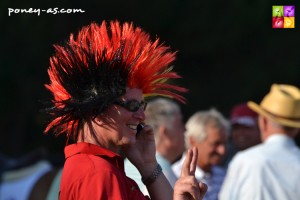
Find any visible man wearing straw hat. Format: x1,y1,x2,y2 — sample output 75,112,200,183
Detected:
219,84,300,200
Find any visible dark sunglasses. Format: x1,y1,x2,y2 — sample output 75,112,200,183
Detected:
114,99,147,112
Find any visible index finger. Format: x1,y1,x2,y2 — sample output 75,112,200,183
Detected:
180,147,198,177
189,147,198,175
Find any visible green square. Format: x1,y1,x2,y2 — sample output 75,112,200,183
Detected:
273,6,283,17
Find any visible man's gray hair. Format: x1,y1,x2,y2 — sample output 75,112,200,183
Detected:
145,98,180,140
185,108,230,148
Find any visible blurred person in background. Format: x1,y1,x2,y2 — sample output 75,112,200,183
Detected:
222,103,261,167
219,84,300,200
0,150,53,200
44,20,206,200
173,108,229,200
125,97,186,194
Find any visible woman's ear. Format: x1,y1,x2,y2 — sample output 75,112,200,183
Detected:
94,116,101,124
94,114,113,125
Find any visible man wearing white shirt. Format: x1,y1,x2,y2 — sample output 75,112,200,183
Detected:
173,108,229,200
125,97,185,194
219,84,300,200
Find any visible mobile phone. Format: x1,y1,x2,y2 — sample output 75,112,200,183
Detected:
137,124,144,134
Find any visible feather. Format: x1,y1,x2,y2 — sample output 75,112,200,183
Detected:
45,20,187,138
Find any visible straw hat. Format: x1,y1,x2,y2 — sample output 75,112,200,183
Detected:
247,84,300,128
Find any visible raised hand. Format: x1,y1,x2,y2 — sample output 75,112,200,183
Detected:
173,147,208,200
122,125,157,174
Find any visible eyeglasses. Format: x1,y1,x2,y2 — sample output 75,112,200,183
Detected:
114,99,147,112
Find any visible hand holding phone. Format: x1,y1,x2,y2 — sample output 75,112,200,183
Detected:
137,123,144,134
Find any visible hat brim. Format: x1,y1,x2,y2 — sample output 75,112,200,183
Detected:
231,117,256,127
247,101,300,128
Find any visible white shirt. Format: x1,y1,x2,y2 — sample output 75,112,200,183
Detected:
172,153,226,200
0,160,52,200
219,134,300,200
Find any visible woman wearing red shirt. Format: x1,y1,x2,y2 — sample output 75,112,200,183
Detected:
44,20,206,200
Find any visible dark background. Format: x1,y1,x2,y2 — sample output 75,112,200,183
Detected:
1,0,300,164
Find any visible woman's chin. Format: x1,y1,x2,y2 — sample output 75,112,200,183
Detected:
123,136,137,145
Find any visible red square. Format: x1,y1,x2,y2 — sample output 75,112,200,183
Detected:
272,17,284,28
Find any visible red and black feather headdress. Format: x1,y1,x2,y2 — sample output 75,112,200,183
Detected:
45,20,187,139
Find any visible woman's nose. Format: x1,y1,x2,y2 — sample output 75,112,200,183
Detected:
133,108,145,121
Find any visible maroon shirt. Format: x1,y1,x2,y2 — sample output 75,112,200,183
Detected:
59,142,150,200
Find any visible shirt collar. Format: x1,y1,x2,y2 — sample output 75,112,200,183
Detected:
195,165,213,181
65,142,125,170
265,134,296,146
156,152,172,168
65,142,121,159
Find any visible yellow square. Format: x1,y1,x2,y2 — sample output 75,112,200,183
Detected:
284,17,295,28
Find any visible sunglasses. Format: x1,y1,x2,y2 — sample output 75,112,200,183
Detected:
114,99,147,112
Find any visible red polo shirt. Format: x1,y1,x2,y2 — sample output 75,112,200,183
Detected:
59,142,150,200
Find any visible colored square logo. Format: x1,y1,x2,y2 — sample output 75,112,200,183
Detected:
273,6,283,17
272,17,284,28
272,5,295,28
284,17,295,28
284,6,295,17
